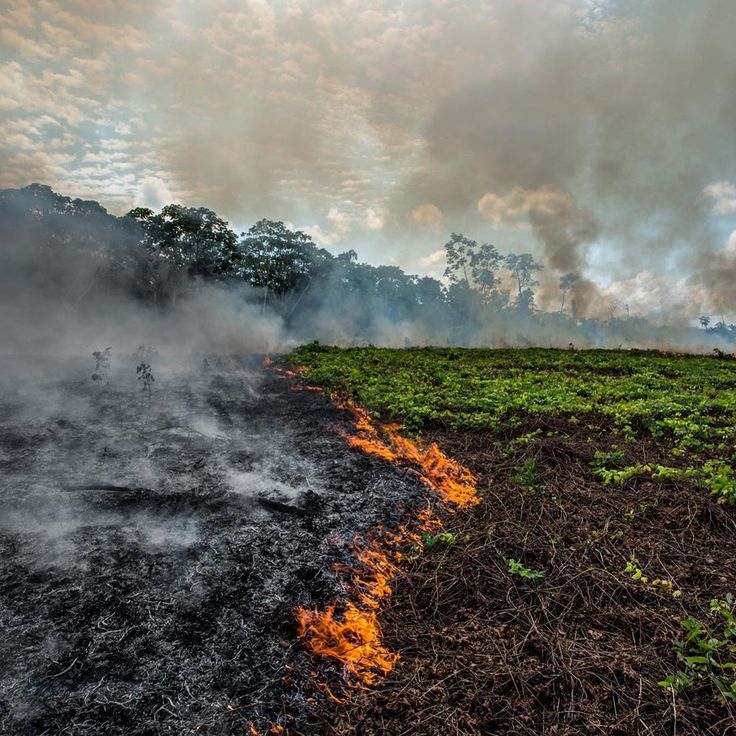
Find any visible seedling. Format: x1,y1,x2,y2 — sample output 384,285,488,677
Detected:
421,531,457,550
507,558,545,583
625,554,681,598
137,362,155,396
513,458,540,490
91,347,112,382
659,594,736,702
624,554,648,583
591,446,626,473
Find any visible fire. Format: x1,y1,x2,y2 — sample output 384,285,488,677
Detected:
266,358,479,687
295,602,398,685
263,355,324,392
336,399,479,508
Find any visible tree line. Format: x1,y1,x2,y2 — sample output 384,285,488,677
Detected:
1,183,733,347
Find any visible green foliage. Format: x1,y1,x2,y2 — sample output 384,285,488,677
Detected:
591,446,626,473
700,460,736,505
513,458,539,490
288,346,736,506
659,594,736,702
593,459,736,506
624,554,681,597
507,558,545,583
237,219,332,297
421,531,457,550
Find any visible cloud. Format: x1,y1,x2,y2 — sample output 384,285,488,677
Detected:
704,181,736,215
418,248,446,278
478,186,576,226
410,203,443,232
135,176,175,210
0,0,735,321
363,206,384,230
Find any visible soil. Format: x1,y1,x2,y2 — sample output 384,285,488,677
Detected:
304,414,736,735
0,356,427,735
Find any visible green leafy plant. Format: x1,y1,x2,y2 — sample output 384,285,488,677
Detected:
591,446,626,473
624,554,681,598
513,458,540,490
659,594,736,702
507,558,545,583
421,531,457,550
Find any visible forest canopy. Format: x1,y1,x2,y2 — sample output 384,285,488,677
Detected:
1,183,734,351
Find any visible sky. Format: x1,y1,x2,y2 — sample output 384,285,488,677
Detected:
1,0,736,322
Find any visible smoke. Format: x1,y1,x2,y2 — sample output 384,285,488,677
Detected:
477,185,599,273
0,187,285,358
390,0,736,314
1,0,736,334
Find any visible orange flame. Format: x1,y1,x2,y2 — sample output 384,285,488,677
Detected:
295,602,398,686
266,359,478,687
336,399,479,508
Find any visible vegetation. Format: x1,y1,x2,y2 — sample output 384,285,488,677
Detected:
288,345,736,731
660,595,736,702
287,345,736,456
4,183,736,348
506,558,545,583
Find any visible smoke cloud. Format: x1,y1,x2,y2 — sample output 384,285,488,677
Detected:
1,0,735,321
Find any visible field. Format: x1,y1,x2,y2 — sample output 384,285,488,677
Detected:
286,346,736,735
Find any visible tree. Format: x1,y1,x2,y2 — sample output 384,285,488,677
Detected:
237,219,333,311
559,272,577,313
130,205,239,277
505,253,542,309
443,233,503,303
699,315,711,330
123,204,240,303
415,276,445,308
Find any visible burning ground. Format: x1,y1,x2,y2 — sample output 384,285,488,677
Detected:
0,353,432,734
4,344,736,735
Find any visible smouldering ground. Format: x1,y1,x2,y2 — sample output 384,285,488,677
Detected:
287,346,736,735
0,355,428,735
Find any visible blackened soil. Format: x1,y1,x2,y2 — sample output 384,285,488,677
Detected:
0,356,426,735
306,415,736,735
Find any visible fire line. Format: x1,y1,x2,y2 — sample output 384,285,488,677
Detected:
266,357,479,689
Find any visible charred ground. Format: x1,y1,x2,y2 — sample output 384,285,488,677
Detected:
0,355,427,735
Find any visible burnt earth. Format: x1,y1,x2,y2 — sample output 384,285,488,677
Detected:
0,356,426,735
305,416,736,736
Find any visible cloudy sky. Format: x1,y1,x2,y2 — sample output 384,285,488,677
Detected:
2,0,736,320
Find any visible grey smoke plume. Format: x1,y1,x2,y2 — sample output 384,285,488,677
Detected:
393,0,736,312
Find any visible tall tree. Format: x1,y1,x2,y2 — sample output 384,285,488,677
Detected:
505,253,542,309
559,272,577,313
237,220,333,311
131,205,239,277
443,233,503,303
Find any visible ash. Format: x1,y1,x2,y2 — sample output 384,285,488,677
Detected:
0,355,425,735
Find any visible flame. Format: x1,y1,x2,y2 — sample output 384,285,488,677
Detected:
266,359,478,687
263,355,324,393
295,602,398,685
336,399,479,508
